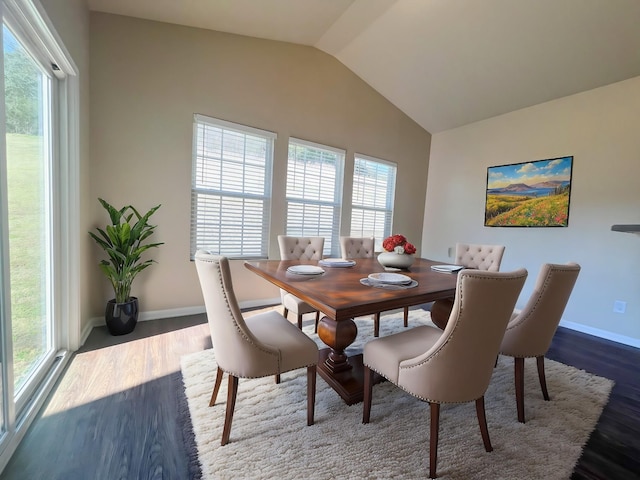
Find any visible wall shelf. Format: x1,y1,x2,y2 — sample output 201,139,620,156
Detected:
611,224,640,234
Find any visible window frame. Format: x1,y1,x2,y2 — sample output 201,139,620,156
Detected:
190,113,276,260
350,153,397,251
0,0,79,466
285,137,345,257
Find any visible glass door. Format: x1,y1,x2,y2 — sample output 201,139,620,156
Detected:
0,0,78,466
3,23,55,404
0,9,61,455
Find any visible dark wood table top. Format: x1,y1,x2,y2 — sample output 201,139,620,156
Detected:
245,257,459,322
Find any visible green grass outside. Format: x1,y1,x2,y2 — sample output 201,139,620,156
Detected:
6,132,48,390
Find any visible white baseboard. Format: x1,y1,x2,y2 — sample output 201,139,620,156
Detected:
80,317,104,346
238,297,281,310
559,320,640,349
80,297,281,347
81,302,638,351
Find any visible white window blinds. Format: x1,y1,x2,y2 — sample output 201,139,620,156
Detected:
286,138,345,257
351,154,397,251
191,114,275,259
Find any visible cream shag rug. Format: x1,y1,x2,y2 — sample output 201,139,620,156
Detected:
181,309,613,480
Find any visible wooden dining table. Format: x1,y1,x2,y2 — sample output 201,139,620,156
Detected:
244,257,459,404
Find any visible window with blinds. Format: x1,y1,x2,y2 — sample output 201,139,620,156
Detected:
351,154,397,251
191,114,275,259
286,138,345,257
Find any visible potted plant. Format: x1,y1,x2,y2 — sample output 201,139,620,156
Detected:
89,198,163,335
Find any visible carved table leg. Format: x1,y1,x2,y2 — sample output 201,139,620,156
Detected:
430,297,454,330
316,315,378,405
317,316,357,373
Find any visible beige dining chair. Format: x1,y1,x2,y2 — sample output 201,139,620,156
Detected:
194,251,318,445
340,236,409,337
430,242,506,329
340,236,375,259
278,235,325,331
455,243,506,271
499,262,581,423
363,268,527,479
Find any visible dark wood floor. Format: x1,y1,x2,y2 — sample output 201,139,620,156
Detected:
547,328,640,480
1,308,639,480
0,314,211,480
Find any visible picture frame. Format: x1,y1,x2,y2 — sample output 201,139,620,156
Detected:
485,156,573,227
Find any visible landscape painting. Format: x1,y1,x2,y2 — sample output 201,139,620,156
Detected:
485,156,573,227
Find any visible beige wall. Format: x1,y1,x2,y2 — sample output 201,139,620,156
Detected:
89,13,431,318
39,0,92,336
423,76,640,345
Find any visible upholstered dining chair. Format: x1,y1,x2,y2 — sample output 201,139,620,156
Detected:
277,235,325,331
430,242,506,329
455,242,506,271
499,262,581,423
363,268,527,479
339,236,375,259
194,251,318,446
340,236,409,337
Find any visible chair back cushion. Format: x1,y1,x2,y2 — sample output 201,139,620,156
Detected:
455,243,505,271
399,268,527,403
340,236,375,259
194,251,280,377
278,236,324,260
500,263,581,357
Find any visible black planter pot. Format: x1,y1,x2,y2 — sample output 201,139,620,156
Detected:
105,297,139,336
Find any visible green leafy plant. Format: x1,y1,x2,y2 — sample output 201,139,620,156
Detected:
89,198,163,303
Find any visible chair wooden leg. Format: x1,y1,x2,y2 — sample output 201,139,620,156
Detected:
403,307,409,327
314,311,320,333
362,365,374,423
275,374,281,384
283,307,289,319
297,314,303,329
307,365,316,426
429,402,440,479
536,355,550,401
374,313,381,337
475,396,493,452
515,357,525,423
221,375,239,446
209,367,224,407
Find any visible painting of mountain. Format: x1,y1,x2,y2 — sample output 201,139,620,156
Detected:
485,156,573,227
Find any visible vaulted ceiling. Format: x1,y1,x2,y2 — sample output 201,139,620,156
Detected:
87,0,640,133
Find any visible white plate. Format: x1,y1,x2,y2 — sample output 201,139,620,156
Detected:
287,265,325,275
430,264,464,273
368,272,412,284
319,258,356,267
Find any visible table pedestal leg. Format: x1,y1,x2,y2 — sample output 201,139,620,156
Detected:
316,316,381,405
317,315,357,373
430,298,454,330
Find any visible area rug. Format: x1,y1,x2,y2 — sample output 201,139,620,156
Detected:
180,309,613,479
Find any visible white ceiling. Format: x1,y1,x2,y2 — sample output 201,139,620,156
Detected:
87,0,640,133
